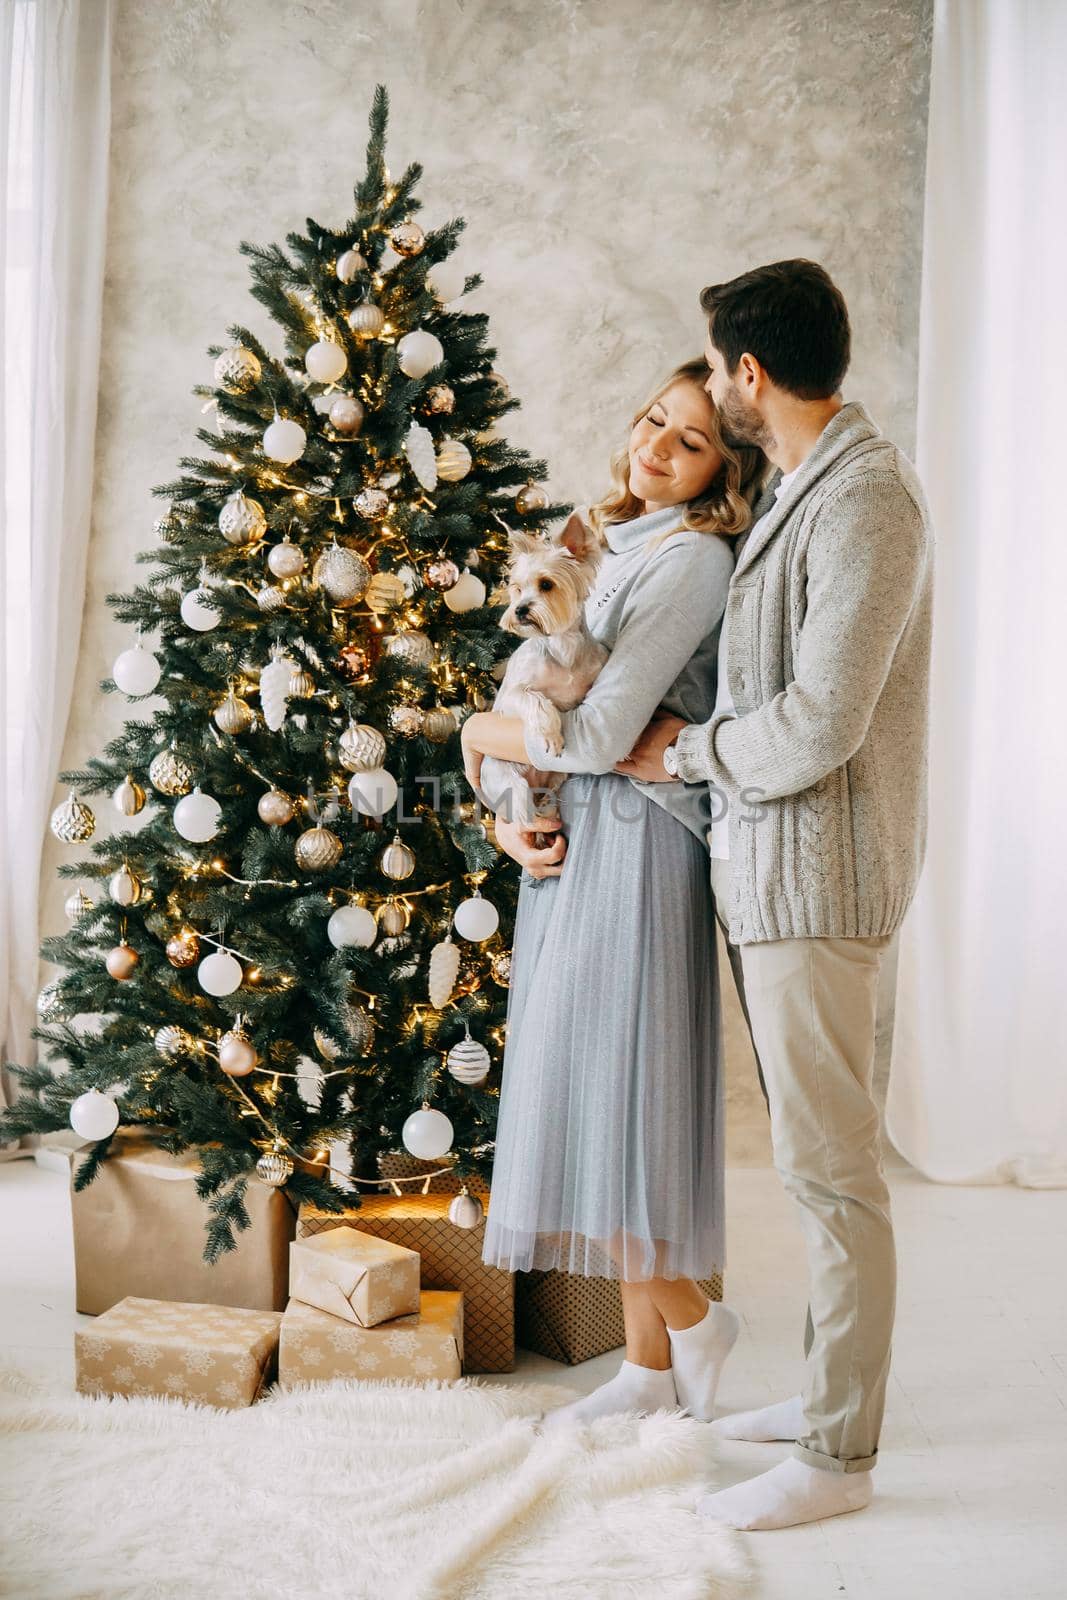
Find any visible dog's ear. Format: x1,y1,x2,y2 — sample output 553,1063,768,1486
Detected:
507,528,542,560
552,509,598,562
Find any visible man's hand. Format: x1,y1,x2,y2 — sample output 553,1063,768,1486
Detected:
493,813,567,879
615,711,688,781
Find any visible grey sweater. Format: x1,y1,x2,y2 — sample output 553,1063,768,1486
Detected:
675,402,933,943
523,504,735,842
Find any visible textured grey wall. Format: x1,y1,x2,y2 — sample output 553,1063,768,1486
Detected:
46,1,932,1129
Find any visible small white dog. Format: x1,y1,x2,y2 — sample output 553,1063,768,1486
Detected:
478,512,608,830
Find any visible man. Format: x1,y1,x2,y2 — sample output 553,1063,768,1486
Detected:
496,260,932,1531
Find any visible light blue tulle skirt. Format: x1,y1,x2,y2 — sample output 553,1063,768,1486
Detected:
482,773,725,1282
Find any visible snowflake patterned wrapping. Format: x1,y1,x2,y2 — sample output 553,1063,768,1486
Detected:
278,1291,463,1388
288,1226,420,1328
74,1296,282,1409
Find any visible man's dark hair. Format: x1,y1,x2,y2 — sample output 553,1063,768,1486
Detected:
700,260,851,400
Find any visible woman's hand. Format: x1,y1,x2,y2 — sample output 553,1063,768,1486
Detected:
494,814,567,878
461,719,485,796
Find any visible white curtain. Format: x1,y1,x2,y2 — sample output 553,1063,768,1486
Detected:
0,0,114,1131
888,0,1067,1185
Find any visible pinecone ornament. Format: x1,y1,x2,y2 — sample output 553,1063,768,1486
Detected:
428,937,461,1008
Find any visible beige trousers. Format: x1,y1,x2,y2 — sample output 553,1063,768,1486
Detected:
711,857,895,1474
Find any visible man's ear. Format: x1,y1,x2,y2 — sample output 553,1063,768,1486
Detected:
553,509,598,561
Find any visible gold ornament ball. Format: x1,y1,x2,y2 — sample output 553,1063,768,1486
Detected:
390,704,424,737
366,571,406,612
384,631,434,670
436,438,473,483
109,865,142,906
329,395,365,436
425,384,455,415
149,748,193,796
287,668,316,698
390,221,425,257
377,899,411,936
218,492,267,546
336,248,367,283
106,942,140,981
426,559,460,590
516,482,550,514
256,1148,294,1187
422,708,458,743
337,642,370,680
218,1024,258,1077
347,302,385,338
381,836,416,881
113,775,146,816
267,538,305,579
295,825,343,872
354,487,390,521
166,928,200,967
258,789,295,826
214,691,254,735
213,346,261,391
64,888,94,923
51,793,95,844
339,722,387,773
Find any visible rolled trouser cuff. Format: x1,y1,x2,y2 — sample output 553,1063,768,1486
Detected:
793,1442,878,1475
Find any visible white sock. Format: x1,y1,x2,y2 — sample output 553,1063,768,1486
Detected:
540,1360,677,1430
711,1393,806,1442
698,1458,873,1531
667,1301,741,1422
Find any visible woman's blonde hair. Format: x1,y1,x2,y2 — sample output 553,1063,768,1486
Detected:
587,358,764,548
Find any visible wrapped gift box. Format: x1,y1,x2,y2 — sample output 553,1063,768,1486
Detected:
75,1296,281,1408
278,1291,463,1387
298,1194,513,1373
71,1127,297,1315
289,1227,420,1328
516,1270,725,1366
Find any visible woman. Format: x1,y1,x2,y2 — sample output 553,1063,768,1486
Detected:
461,360,763,1426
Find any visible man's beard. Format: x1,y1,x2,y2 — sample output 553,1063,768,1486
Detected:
718,384,773,452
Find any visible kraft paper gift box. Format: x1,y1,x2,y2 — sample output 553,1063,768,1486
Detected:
516,1269,725,1366
288,1227,420,1328
298,1193,514,1373
71,1127,297,1315
75,1296,282,1408
278,1291,464,1387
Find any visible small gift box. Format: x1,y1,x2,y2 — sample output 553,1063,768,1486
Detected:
278,1291,464,1388
75,1296,282,1408
289,1227,420,1328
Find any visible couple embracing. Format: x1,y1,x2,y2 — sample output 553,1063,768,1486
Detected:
459,260,933,1533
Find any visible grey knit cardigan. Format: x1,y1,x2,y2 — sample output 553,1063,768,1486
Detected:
675,401,933,943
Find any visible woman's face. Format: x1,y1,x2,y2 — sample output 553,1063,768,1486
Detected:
628,380,724,510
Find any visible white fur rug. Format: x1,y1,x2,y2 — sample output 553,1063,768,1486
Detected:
0,1368,749,1600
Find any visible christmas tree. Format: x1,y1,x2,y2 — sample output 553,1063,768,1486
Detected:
2,86,563,1259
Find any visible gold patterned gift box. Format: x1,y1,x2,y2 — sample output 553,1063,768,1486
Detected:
516,1270,725,1366
278,1291,464,1388
289,1227,420,1328
75,1296,282,1408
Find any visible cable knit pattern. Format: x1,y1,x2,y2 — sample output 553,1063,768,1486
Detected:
674,403,933,943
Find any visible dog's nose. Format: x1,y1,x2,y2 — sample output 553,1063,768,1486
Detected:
515,602,531,620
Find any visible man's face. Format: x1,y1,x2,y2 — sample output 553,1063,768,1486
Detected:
703,332,766,448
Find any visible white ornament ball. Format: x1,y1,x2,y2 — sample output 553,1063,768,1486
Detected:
327,904,377,949
402,1106,454,1160
428,259,467,304
347,767,399,817
65,887,94,922
218,1026,258,1076
113,644,162,697
197,949,243,997
447,1031,491,1086
305,339,347,385
396,329,444,380
258,789,295,826
267,538,305,578
442,570,486,613
263,416,307,465
454,894,500,942
436,438,472,483
336,248,366,283
448,1189,484,1229
180,587,220,632
69,1090,120,1142
173,786,222,842
347,302,385,338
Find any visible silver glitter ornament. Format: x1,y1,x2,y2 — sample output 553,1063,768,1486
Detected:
425,384,455,415
313,544,371,604
390,704,424,737
354,487,390,521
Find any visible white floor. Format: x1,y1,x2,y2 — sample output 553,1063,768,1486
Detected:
2,1154,1065,1600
